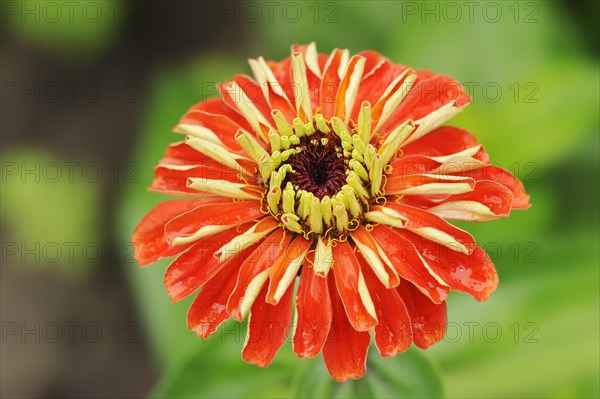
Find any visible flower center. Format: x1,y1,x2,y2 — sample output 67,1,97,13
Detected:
255,110,396,239
283,133,348,199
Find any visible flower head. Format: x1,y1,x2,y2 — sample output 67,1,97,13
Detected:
133,43,530,381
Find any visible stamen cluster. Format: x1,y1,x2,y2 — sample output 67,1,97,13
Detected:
249,104,410,239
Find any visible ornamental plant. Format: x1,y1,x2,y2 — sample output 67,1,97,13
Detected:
133,43,530,381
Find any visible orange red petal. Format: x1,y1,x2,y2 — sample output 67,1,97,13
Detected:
242,283,294,367
386,174,476,196
132,198,227,266
164,225,252,302
188,97,253,132
454,165,531,209
293,264,332,358
402,126,489,162
379,75,470,138
331,240,378,331
386,203,476,254
320,49,347,119
360,256,412,357
186,242,260,339
151,164,242,195
266,237,312,305
369,226,449,304
322,274,370,382
398,281,447,349
426,180,514,221
227,229,291,321
164,201,263,244
404,230,499,302
160,141,216,166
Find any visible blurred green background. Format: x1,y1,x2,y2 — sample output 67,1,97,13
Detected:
1,1,598,398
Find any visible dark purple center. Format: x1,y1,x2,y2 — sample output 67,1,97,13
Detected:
283,134,348,199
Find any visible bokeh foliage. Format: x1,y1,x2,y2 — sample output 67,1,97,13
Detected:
4,0,597,397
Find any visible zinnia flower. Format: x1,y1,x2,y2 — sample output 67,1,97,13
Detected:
133,43,530,381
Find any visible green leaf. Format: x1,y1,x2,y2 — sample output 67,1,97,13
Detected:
153,338,443,399
294,350,443,399
151,328,297,399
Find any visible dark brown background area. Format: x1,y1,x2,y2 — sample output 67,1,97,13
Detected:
1,2,251,397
